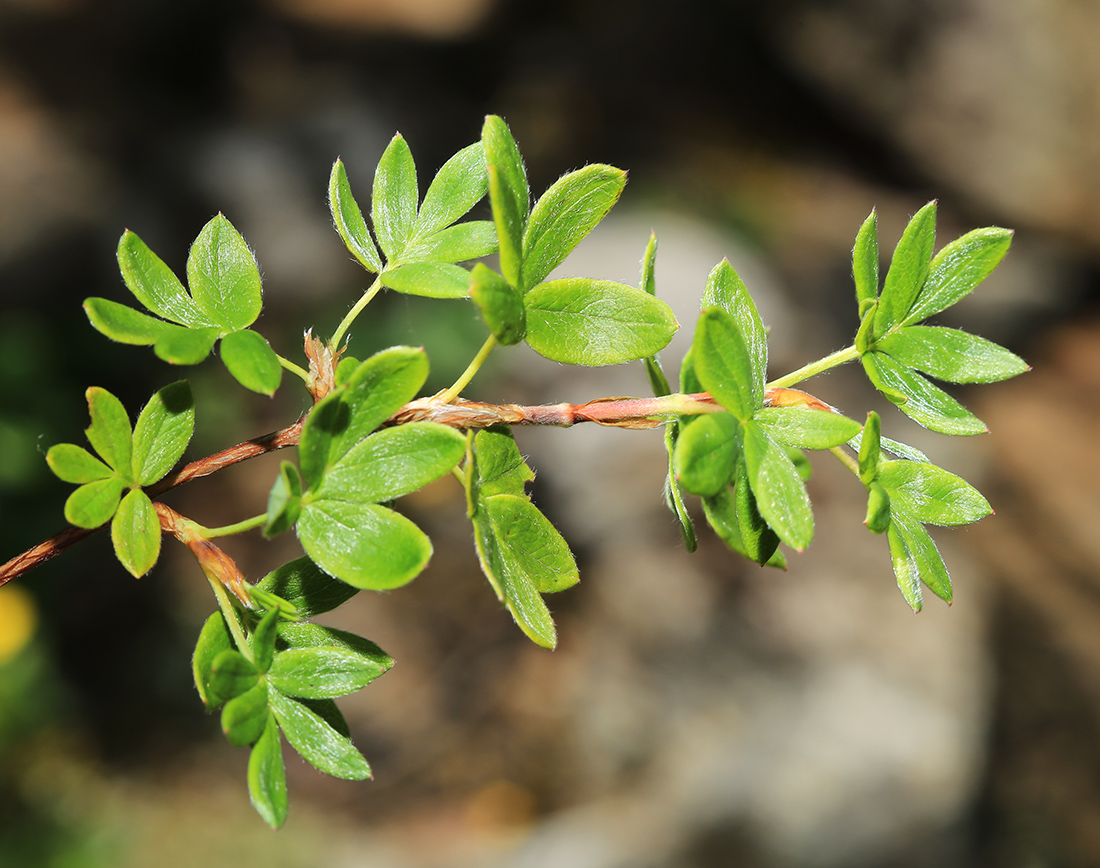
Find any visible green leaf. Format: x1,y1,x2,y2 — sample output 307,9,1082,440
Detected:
85,387,133,478
472,426,535,499
153,324,220,365
875,326,1028,384
523,278,678,365
277,623,393,671
691,307,757,421
521,164,626,290
329,159,383,274
861,352,987,435
753,407,863,450
662,424,697,552
299,698,351,738
484,495,578,594
887,510,952,608
380,262,471,298
742,421,814,551
248,714,287,829
877,460,992,526
483,116,529,288
415,141,489,237
700,260,767,408
131,381,194,485
703,468,782,566
268,646,389,699
297,500,432,590
117,230,211,327
298,346,428,487
858,411,882,485
904,227,1013,326
400,221,498,265
83,297,173,345
264,461,302,538
220,329,282,395
111,489,161,577
245,589,301,622
64,477,125,528
864,482,891,534
254,556,360,618
209,649,260,701
679,346,703,395
470,264,525,345
372,133,418,263
315,422,465,505
639,233,673,397
852,209,880,308
250,608,281,674
673,412,740,497
268,690,371,780
186,214,263,331
222,682,270,747
874,201,937,336
47,443,113,484
193,611,234,708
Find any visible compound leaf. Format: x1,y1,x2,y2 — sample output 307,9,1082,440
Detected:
47,443,113,484
117,230,211,327
904,226,1013,326
416,141,489,238
887,509,952,609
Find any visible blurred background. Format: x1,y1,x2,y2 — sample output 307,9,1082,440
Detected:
2,1,1099,866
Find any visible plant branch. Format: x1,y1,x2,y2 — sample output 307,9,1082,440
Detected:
439,334,497,403
330,276,383,347
767,345,860,389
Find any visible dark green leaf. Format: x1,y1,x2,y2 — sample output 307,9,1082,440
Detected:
193,611,234,708
297,500,432,590
692,307,757,421
415,141,488,237
254,556,360,618
85,387,132,478
220,329,283,395
703,467,782,566
268,690,371,780
887,510,952,609
277,623,393,673
222,682,270,746
472,426,534,499
250,608,281,674
877,460,992,526
47,443,113,484
742,421,814,551
268,646,388,699
83,297,173,345
116,230,211,327
153,324,220,365
874,201,937,336
110,488,161,577
470,264,525,345
861,352,987,435
209,649,260,701
399,221,497,265
521,164,626,289
131,381,194,485
248,714,287,829
186,214,263,331
700,260,767,407
524,278,678,365
64,476,125,528
753,407,863,450
483,115,529,288
264,461,302,538
329,159,382,274
372,133,418,262
380,262,471,298
672,412,740,497
904,227,1013,326
852,209,879,307
875,326,1028,384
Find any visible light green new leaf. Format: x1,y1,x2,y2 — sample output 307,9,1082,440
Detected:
887,509,952,609
254,557,359,618
264,462,303,538
861,352,987,435
470,264,525,345
858,411,882,485
192,612,234,708
853,209,880,307
132,380,194,485
64,476,125,528
248,714,287,829
85,387,132,478
268,646,388,699
483,116,529,288
315,422,466,505
250,609,281,674
691,307,757,421
754,406,863,450
904,226,1013,326
117,230,211,327
742,421,813,551
864,482,891,534
220,329,282,395
639,233,672,397
83,297,173,345
222,683,270,747
672,412,740,497
47,443,113,484
399,221,497,265
874,201,937,336
329,159,383,273
372,133,419,262
700,260,767,407
297,500,432,590
521,164,626,290
153,324,221,365
877,460,992,526
473,426,535,499
875,325,1028,384
268,690,371,780
381,262,471,298
186,214,263,331
416,141,489,237
524,278,678,365
111,488,161,577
